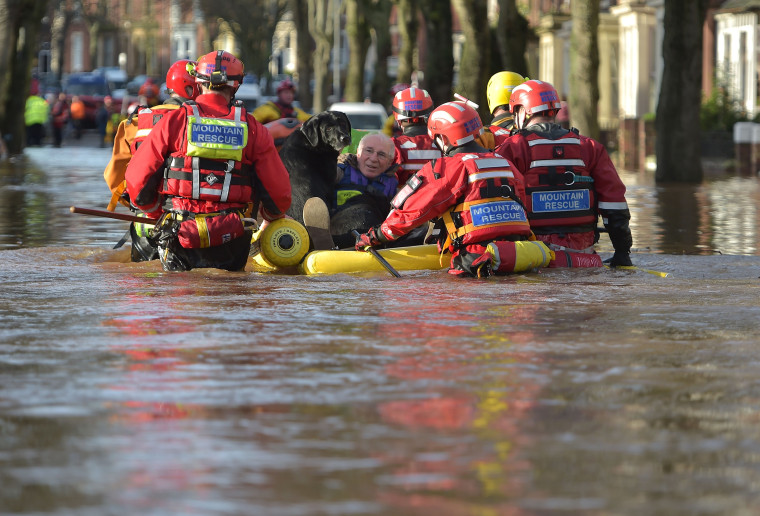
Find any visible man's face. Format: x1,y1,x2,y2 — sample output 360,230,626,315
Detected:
278,88,295,104
357,135,394,178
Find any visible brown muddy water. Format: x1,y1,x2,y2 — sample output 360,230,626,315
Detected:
0,145,759,515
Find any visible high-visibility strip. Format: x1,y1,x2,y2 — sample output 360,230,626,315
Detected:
407,150,440,160
220,162,234,202
192,157,201,199
529,159,586,168
598,201,628,210
468,170,514,183
196,214,211,248
474,157,510,169
528,138,581,146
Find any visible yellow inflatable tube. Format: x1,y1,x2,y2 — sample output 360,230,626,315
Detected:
248,218,551,276
298,244,446,275
249,218,310,270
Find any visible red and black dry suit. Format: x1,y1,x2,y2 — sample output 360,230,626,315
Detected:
125,92,291,271
392,123,442,185
497,122,632,258
378,141,532,275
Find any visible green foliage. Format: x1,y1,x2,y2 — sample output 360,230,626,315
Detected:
700,86,751,132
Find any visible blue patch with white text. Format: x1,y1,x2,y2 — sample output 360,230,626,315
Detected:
531,190,590,213
190,123,245,146
470,201,527,226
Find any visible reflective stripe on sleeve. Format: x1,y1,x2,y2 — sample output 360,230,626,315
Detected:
598,201,628,210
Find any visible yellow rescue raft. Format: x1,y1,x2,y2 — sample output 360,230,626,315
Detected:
248,219,553,276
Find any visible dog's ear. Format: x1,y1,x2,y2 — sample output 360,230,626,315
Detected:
300,115,321,147
341,112,351,133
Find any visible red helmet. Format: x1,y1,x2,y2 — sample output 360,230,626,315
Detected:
389,83,411,96
427,101,483,148
392,87,434,122
194,50,245,91
165,59,200,100
277,78,296,94
508,79,561,118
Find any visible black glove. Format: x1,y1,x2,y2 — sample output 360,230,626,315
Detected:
354,227,385,251
604,251,632,267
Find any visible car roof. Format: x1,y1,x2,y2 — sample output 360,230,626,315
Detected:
328,102,387,116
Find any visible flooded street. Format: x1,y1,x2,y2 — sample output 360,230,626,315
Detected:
1,141,759,515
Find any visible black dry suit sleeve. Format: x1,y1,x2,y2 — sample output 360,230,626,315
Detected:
601,208,632,254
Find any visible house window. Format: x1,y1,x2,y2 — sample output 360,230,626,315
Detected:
72,32,84,72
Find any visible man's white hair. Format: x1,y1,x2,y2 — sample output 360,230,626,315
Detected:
357,132,394,156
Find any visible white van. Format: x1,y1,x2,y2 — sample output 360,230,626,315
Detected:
328,102,388,131
235,82,262,112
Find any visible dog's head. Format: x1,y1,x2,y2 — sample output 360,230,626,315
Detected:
300,111,352,153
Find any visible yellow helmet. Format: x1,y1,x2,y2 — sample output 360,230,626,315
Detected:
487,71,527,114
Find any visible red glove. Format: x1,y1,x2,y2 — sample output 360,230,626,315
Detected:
354,227,385,251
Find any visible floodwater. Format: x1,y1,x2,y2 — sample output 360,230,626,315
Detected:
1,141,759,516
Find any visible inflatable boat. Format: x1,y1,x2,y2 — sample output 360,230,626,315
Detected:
248,218,445,275
248,218,554,276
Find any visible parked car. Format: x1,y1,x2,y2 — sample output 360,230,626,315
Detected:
327,102,388,131
93,67,128,92
235,81,262,112
62,72,111,128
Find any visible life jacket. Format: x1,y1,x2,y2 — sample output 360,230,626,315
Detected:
441,155,532,249
335,162,398,209
265,101,296,120
129,104,180,154
160,101,255,206
393,134,441,185
520,130,597,231
70,101,86,120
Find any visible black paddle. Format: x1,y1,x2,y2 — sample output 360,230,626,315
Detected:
352,230,401,277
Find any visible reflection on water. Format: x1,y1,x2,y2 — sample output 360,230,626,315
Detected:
0,147,759,515
619,168,760,256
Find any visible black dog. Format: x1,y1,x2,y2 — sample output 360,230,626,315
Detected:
280,111,352,224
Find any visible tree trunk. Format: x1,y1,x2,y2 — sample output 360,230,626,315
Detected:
290,0,314,111
0,0,49,154
51,3,71,83
494,0,529,76
364,0,392,104
198,0,286,79
0,0,13,126
452,0,490,121
655,0,708,183
569,0,600,140
308,0,338,112
417,0,453,107
344,0,370,102
394,0,417,84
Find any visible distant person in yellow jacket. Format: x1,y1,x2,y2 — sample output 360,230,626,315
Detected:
25,93,49,146
253,78,311,124
102,59,200,261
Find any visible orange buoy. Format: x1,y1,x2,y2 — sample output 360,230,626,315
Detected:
264,117,302,151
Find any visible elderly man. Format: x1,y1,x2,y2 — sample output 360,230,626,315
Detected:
303,132,399,250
